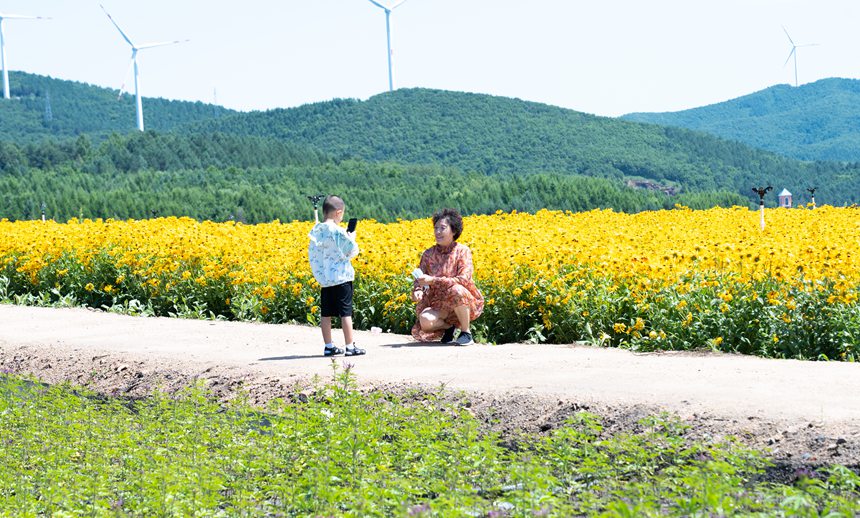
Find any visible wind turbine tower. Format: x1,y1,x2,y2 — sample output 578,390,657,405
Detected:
0,12,49,100
782,26,818,87
100,4,188,131
366,0,409,92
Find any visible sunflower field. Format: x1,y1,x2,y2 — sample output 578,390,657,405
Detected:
1,206,858,361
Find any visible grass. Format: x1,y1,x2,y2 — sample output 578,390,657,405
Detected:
0,365,858,517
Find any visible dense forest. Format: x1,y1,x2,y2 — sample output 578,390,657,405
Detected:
0,133,748,223
2,73,859,220
0,72,234,142
187,88,860,204
623,78,860,162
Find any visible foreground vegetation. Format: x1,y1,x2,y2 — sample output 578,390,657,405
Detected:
1,370,858,516
2,207,859,360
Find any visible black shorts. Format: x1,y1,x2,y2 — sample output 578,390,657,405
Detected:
320,281,353,318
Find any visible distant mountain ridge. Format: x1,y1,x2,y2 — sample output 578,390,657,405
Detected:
186,87,860,204
622,78,860,162
0,72,235,142
4,73,860,208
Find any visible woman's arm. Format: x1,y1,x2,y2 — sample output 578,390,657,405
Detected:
411,251,429,302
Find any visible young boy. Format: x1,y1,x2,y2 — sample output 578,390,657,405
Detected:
308,195,366,357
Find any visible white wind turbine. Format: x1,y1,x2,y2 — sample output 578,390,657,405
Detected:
0,12,50,100
366,0,409,91
100,4,188,131
782,26,818,87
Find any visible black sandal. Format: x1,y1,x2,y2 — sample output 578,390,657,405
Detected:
345,345,366,356
324,345,344,357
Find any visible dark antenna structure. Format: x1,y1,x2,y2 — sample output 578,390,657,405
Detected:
307,194,325,223
752,185,772,230
806,187,817,208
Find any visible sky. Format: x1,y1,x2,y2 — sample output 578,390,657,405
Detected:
1,0,858,117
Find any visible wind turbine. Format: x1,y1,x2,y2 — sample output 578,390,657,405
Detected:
782,26,818,87
366,0,409,92
0,12,50,100
100,4,188,131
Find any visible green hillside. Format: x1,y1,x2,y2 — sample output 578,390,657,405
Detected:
0,132,747,223
622,78,860,162
186,88,860,204
4,74,860,214
0,72,234,142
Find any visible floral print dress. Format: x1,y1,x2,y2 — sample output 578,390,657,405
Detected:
411,242,484,341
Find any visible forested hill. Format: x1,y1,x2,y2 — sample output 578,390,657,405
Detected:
185,88,860,202
0,132,748,223
622,78,860,162
0,72,234,142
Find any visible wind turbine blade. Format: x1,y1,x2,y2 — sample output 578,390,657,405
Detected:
117,56,134,99
797,43,819,47
366,0,388,11
137,39,189,50
0,14,50,20
783,48,795,67
100,4,135,47
390,0,409,9
782,26,795,45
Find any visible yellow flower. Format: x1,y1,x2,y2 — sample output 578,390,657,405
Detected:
84,283,94,292
613,322,627,333
103,285,113,294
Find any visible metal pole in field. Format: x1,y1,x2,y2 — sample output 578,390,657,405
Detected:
807,187,817,209
307,194,325,224
40,201,46,222
752,186,772,230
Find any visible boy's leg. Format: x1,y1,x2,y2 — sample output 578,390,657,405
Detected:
341,316,354,346
321,316,333,344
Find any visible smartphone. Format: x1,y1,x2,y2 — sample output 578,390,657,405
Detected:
346,218,358,233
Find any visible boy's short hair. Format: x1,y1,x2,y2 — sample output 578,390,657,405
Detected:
323,195,345,217
432,208,463,241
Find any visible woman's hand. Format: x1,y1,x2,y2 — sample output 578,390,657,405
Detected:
411,289,424,303
417,274,434,287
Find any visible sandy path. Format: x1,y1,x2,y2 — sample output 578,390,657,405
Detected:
1,304,858,426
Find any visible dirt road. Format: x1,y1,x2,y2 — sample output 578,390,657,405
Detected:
2,304,859,466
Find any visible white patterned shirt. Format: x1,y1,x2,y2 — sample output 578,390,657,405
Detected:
308,221,359,288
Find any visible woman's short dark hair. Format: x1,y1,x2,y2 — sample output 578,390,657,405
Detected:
432,208,463,241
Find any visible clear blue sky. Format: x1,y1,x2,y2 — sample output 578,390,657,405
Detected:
2,0,858,116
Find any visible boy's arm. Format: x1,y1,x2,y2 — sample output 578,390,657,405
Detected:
335,229,359,259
